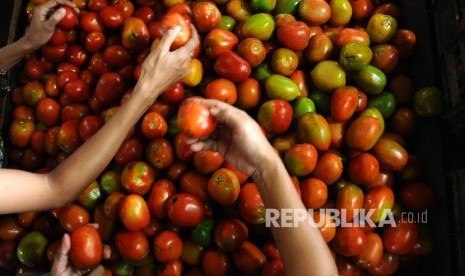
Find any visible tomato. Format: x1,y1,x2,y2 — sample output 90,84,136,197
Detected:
312,151,343,185
99,6,124,29
78,180,102,210
88,53,110,77
0,216,24,241
49,28,68,46
57,119,82,153
207,168,241,205
265,74,300,101
368,91,397,119
313,211,336,243
13,105,35,122
203,250,230,276
214,51,251,82
161,82,184,104
336,183,364,222
348,153,379,187
391,29,416,58
346,116,382,151
17,231,47,267
181,239,203,266
205,78,237,104
120,161,155,195
103,191,125,219
311,61,346,92
330,86,359,122
241,13,275,41
236,38,266,68
141,111,168,139
383,220,418,255
119,194,151,231
363,185,394,222
190,216,214,247
226,0,253,22
115,230,149,263
153,230,183,262
88,0,108,11
298,0,331,26
349,0,373,21
58,204,90,233
167,193,206,227
390,107,416,136
157,259,183,276
373,2,401,19
174,133,195,161
9,119,35,148
204,28,238,59
353,64,387,95
161,12,192,50
69,225,103,270
237,183,265,224
367,14,398,44
80,12,104,32
100,170,123,195
180,171,209,201
232,240,266,275
371,44,399,73
336,256,365,276
24,59,45,80
284,143,318,177
297,113,331,151
44,127,61,156
192,1,221,33
193,150,224,175
41,43,67,63
270,48,299,76
339,42,372,71
304,33,334,63
371,138,408,172
413,87,444,118
114,137,143,166
277,21,311,52
58,6,78,30
78,115,103,141
258,99,293,135
64,79,90,103
223,161,249,184
332,226,366,257
400,182,434,211
366,251,399,275
182,58,204,87
22,81,46,107
44,75,61,97
300,178,328,209
177,101,217,139
0,240,19,269
121,17,150,51
95,72,126,106
103,45,131,67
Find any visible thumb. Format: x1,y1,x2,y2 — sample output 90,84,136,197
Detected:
88,265,105,276
46,7,66,28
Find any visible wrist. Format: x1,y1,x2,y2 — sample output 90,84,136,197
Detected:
19,35,38,51
251,148,283,185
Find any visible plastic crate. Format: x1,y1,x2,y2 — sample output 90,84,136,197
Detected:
0,0,464,276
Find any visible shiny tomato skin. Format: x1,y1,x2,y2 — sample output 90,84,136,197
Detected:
192,1,221,33
58,204,90,233
332,226,366,257
193,150,224,175
232,240,266,275
348,152,379,187
121,17,150,52
371,138,408,172
161,12,192,50
300,178,328,209
312,151,343,185
258,99,293,135
57,119,82,154
236,38,266,68
204,78,237,104
331,86,359,122
119,194,151,231
180,171,209,202
99,6,124,29
94,72,126,106
204,28,239,59
114,137,143,166
277,21,311,51
64,79,90,103
214,218,248,252
161,82,184,104
297,112,331,151
177,101,217,139
207,168,241,205
141,111,168,139
153,230,183,262
202,250,230,276
146,138,175,170
58,6,78,30
336,183,364,222
79,115,103,141
237,183,266,224
148,179,176,218
346,116,382,151
121,161,155,195
103,45,131,67
214,51,251,82
70,225,103,270
363,186,395,223
115,230,149,262
166,193,206,227
80,12,104,32
284,143,318,177
349,0,373,21
35,98,61,127
383,220,418,255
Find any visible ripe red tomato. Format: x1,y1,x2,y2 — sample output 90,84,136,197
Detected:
205,78,237,104
236,77,261,110
148,179,176,219
214,51,251,82
332,226,366,257
371,137,408,172
363,186,395,222
277,21,311,51
153,230,183,262
58,204,90,233
331,86,359,122
207,168,241,205
300,178,328,209
204,28,239,59
193,150,224,175
121,17,150,51
80,12,104,32
145,138,174,170
64,79,90,102
88,0,108,11
284,143,318,177
236,38,266,68
258,99,293,135
177,101,217,139
94,72,126,105
202,250,230,276
298,0,331,26
24,59,45,80
180,171,209,201
121,161,155,195
174,133,195,161
41,43,67,63
366,251,399,275
99,6,124,29
114,138,143,165
336,183,364,222
141,111,168,139
103,45,131,67
192,1,221,33
297,112,331,151
312,151,343,185
79,115,103,141
115,230,149,262
214,218,248,252
166,193,206,227
313,211,336,243
35,98,61,127
232,240,266,275
58,6,78,30
69,225,103,270
354,232,383,268
346,116,383,151
159,12,192,50
57,119,82,154
119,194,150,231
237,183,265,224
348,153,380,187
383,220,418,255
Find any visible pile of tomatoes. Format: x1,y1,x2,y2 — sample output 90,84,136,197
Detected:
1,0,441,275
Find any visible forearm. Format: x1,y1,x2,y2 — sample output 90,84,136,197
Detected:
253,152,338,276
0,36,36,71
47,87,157,204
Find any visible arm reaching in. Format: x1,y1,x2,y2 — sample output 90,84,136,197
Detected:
187,99,338,276
0,0,79,71
0,25,200,214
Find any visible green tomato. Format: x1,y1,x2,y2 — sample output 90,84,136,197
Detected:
274,0,303,14
339,42,373,71
311,61,346,92
308,90,331,116
368,91,397,119
218,15,236,31
17,231,47,267
293,98,316,118
110,261,134,276
330,0,352,26
191,217,215,247
242,13,275,41
353,64,386,95
413,87,444,117
367,14,398,44
251,0,276,12
252,63,274,82
78,180,102,209
265,74,300,101
100,170,123,194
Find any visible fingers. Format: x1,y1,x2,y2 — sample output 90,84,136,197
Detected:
88,265,105,276
158,26,181,55
190,139,218,152
53,234,71,269
55,0,80,13
103,245,112,259
45,7,66,29
178,24,200,55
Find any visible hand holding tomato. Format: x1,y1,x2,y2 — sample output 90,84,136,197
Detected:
51,224,111,276
133,24,200,100
25,0,80,49
186,98,276,177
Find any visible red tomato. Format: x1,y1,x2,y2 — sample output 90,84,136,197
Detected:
335,256,365,276
114,138,143,166
214,218,248,252
391,29,416,58
69,225,103,270
180,171,209,201
207,168,240,205
35,98,61,127
331,86,359,122
371,138,408,172
13,105,35,121
312,151,343,185
88,53,111,77
44,127,61,156
363,186,394,223
119,194,151,231
312,211,336,243
300,178,328,209
66,44,88,67
157,259,183,276
236,38,267,68
174,133,195,161
148,179,176,218
193,150,224,175
80,12,104,32
103,191,125,219
160,12,192,50
121,161,155,195
204,78,237,104
133,6,155,24
202,250,230,276
349,0,373,21
115,230,149,262
177,101,217,139
141,111,168,139
258,99,293,135
261,259,285,276
121,17,150,51
99,6,124,29
305,33,334,63
400,182,434,210
383,220,418,255
236,77,261,110
64,79,90,102
336,183,364,222
161,82,184,104
297,112,331,151
354,232,383,268
166,193,206,227
145,138,175,170
30,130,45,154
57,119,82,154
192,1,221,33
335,28,370,49
284,143,318,177
237,183,266,224
103,45,131,67
95,72,126,105
346,116,382,151
79,115,103,141
277,21,311,51
41,43,67,63
348,153,379,187
88,0,108,11
214,51,251,82
298,0,331,26
332,226,366,257
366,251,399,275
58,6,78,30
24,59,45,80
49,28,68,46
204,28,239,59
232,241,266,275
153,230,183,262
58,204,90,233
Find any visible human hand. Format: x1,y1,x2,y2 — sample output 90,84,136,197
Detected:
25,0,79,49
134,24,200,100
51,224,111,276
186,98,277,177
